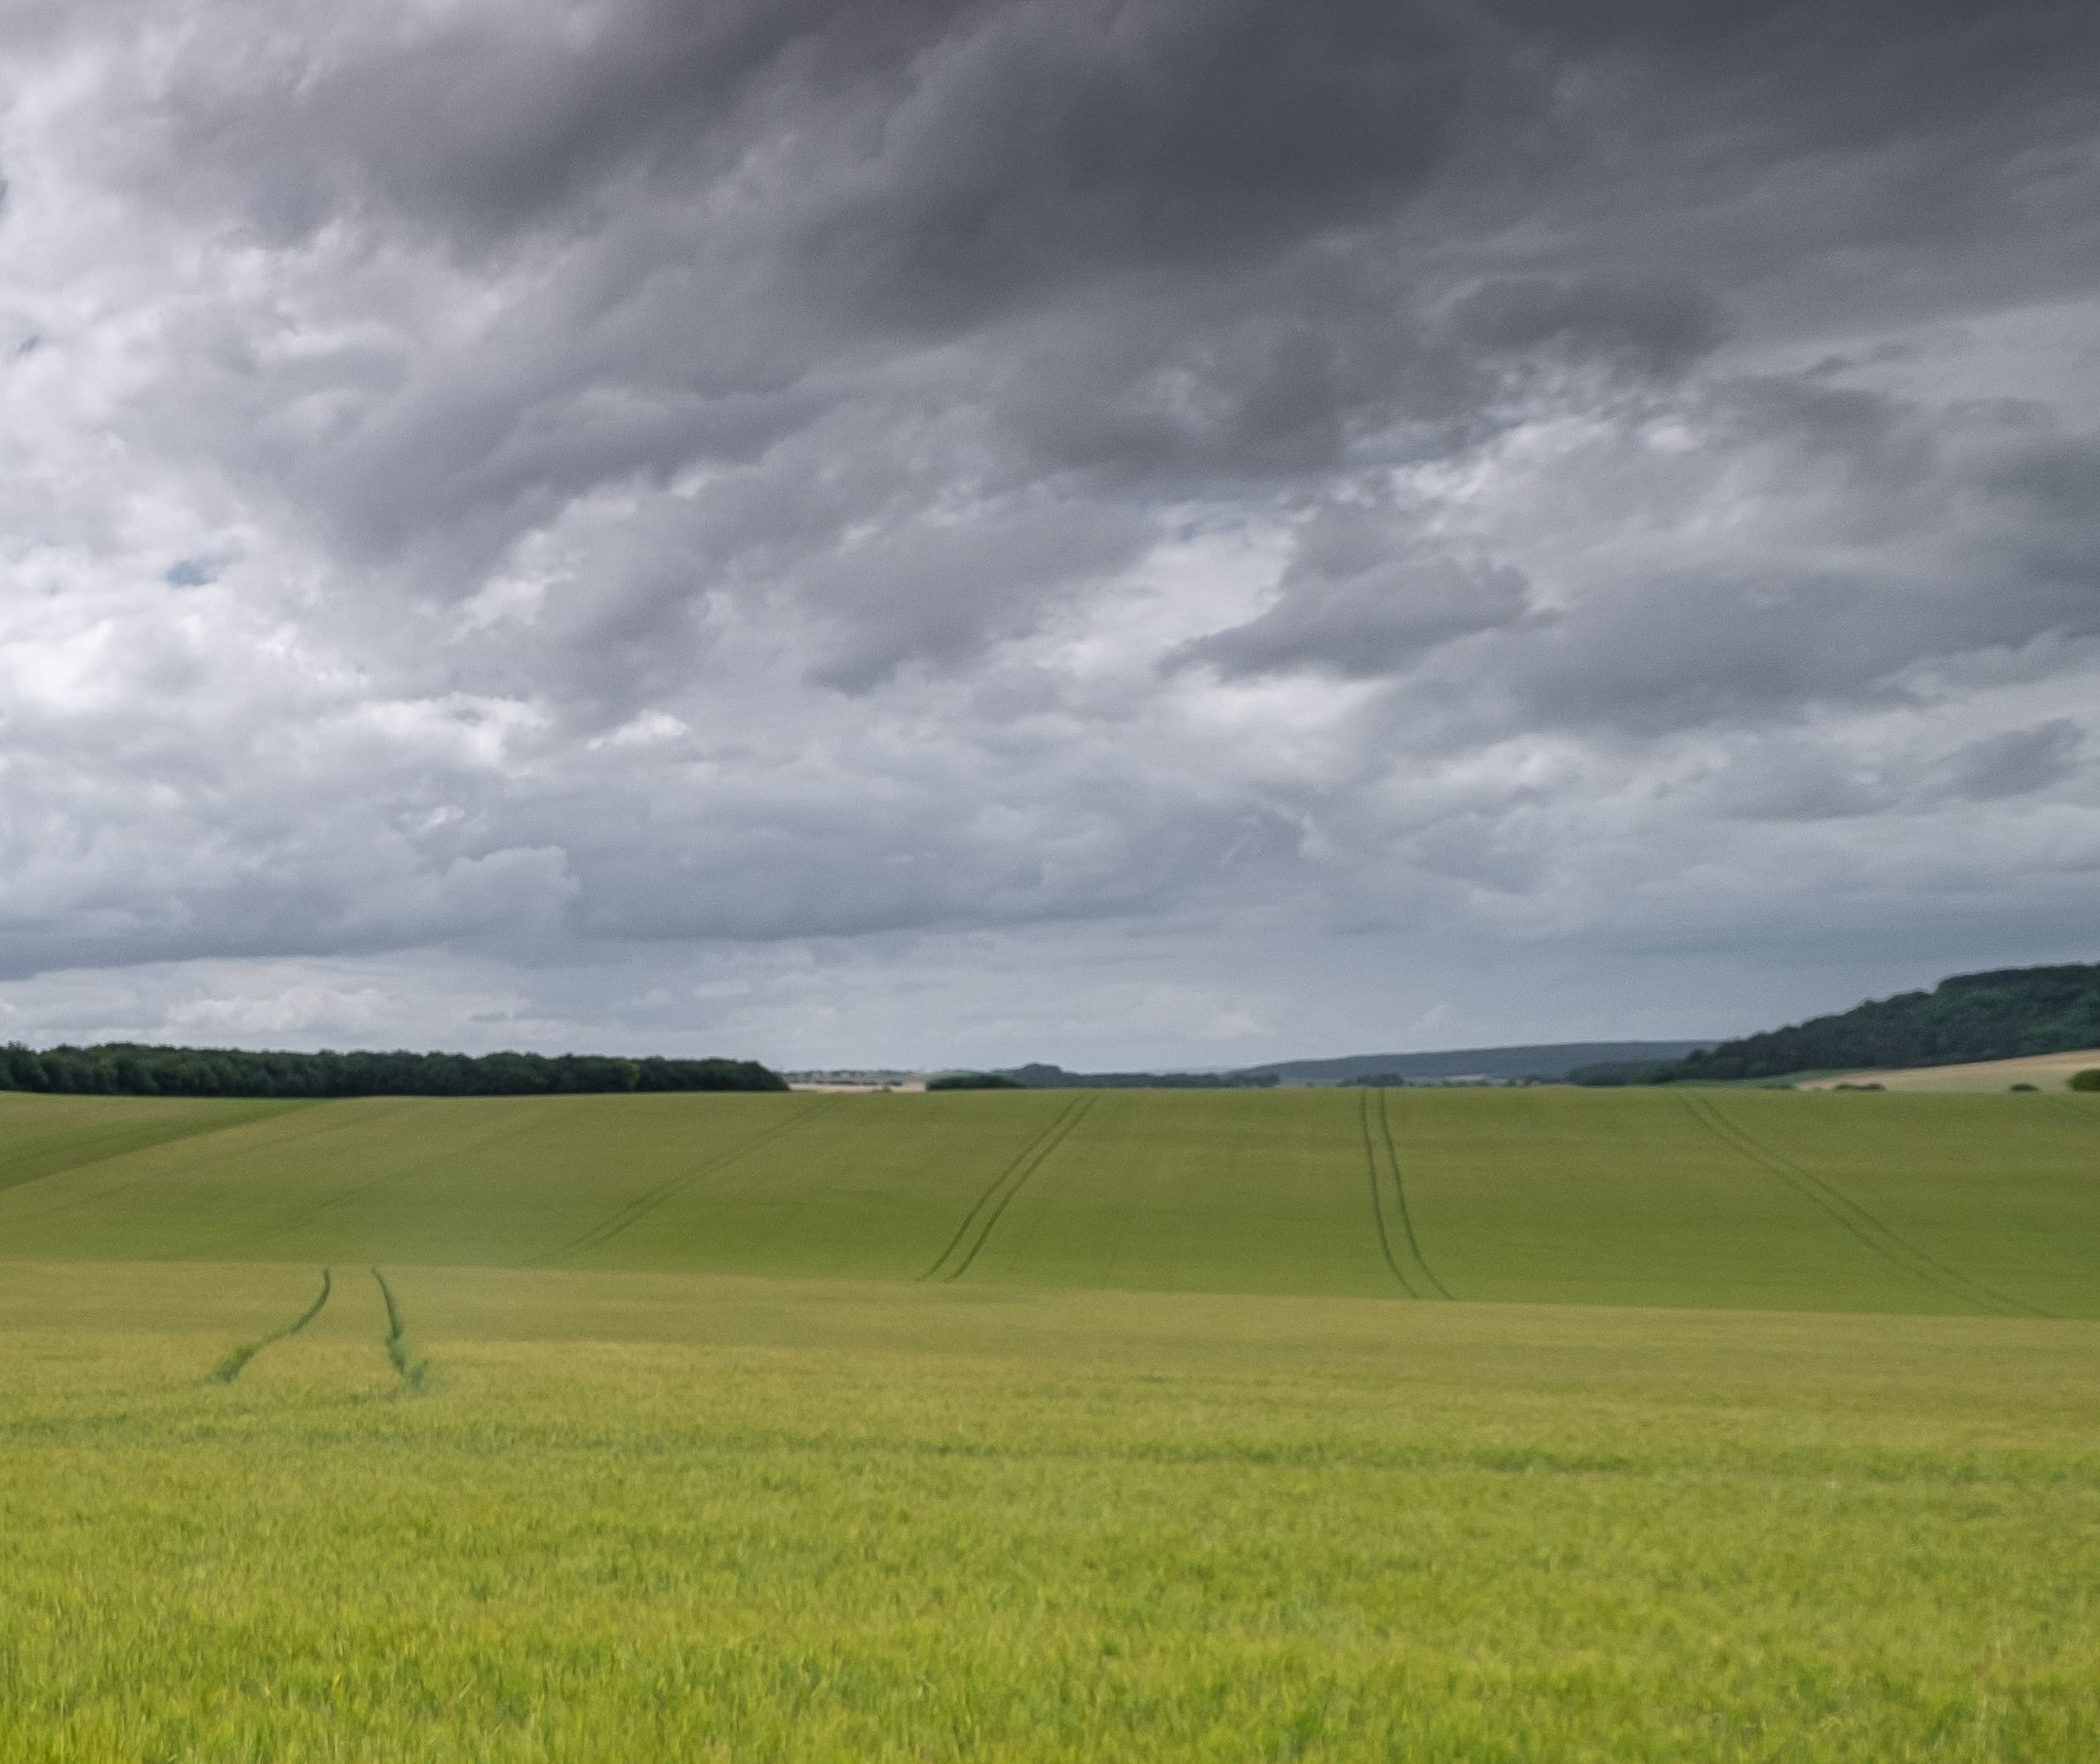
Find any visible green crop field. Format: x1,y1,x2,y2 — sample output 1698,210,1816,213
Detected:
1,1086,2096,1759
2,1084,2096,1312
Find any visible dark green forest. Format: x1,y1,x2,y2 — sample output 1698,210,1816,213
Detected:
0,1043,785,1099
1607,963,2100,1084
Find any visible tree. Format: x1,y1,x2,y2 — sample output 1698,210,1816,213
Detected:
0,1042,787,1098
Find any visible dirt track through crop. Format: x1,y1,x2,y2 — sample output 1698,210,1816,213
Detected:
922,1095,1095,1281
537,1101,828,1264
210,1266,332,1384
1678,1093,2045,1317
1358,1090,1453,1299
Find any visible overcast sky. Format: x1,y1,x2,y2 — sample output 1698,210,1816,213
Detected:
2,0,2097,1068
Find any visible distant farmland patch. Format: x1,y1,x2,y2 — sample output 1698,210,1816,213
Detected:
1797,1047,2100,1092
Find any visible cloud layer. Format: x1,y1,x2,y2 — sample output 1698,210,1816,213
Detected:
2,0,2097,1064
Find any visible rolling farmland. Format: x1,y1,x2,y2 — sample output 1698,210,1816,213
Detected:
2,1084,2096,1313
2,1085,2097,1760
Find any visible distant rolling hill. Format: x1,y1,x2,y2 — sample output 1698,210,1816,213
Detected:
1639,963,2100,1085
1232,1041,1716,1086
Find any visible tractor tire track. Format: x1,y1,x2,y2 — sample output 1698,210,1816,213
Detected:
1359,1088,1417,1296
1377,1088,1453,1298
1678,1092,2046,1317
536,1100,828,1264
371,1267,432,1393
1359,1089,1453,1299
211,1266,332,1384
923,1094,1095,1282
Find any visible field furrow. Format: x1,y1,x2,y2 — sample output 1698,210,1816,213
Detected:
1681,1093,2045,1317
1372,1088,1453,1299
541,1100,833,1264
1358,1088,1418,1296
931,1095,1096,1281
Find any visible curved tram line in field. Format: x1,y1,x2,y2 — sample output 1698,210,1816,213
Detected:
921,1094,1097,1282
371,1267,433,1392
210,1266,333,1384
1359,1089,1453,1299
536,1100,830,1265
1678,1092,2047,1317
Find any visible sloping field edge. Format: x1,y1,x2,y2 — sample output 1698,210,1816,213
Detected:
0,1099,316,1200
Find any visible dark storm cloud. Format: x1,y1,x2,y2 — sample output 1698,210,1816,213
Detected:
158,0,976,240
123,0,2100,622
790,0,1474,327
2,0,2098,1057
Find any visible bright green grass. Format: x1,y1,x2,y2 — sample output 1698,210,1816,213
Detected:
1,1086,2094,1314
0,1261,2095,1762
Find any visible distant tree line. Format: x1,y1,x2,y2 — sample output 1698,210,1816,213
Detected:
1341,1073,1541,1088
0,1042,787,1099
1582,963,2100,1086
1000,1063,1278,1090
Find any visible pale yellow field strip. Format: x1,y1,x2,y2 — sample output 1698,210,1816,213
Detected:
1799,1048,2100,1092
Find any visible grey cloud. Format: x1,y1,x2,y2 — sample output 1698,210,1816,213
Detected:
1169,509,1537,681
795,0,1472,327
1703,718,2088,825
1444,275,1723,380
1360,380,2100,743
4,0,2100,1062
0,841,580,982
1710,748,1901,825
795,500,1148,692
1003,307,1358,480
1935,719,2084,801
158,0,974,242
1493,561,2095,741
1981,433,2100,520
